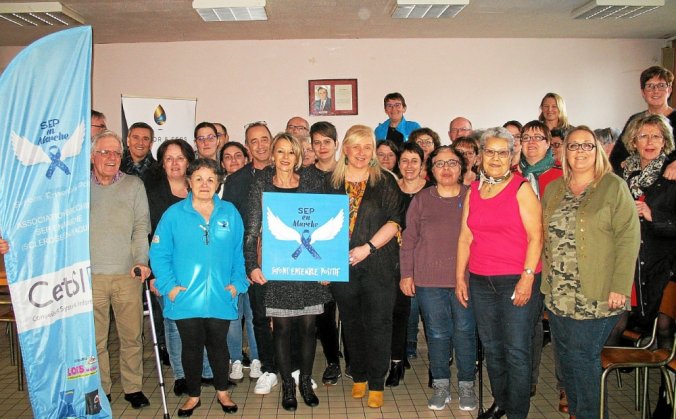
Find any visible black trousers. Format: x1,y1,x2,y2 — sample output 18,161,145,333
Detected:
316,300,340,365
330,266,397,391
248,282,276,373
175,318,230,397
391,288,411,360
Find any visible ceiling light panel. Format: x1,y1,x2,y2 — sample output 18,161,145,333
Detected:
0,2,84,26
192,0,267,21
572,0,663,19
392,0,469,19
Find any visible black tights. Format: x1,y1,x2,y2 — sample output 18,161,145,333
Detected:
605,311,630,346
273,315,317,379
656,313,674,350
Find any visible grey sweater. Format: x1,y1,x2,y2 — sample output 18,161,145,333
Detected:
90,174,150,275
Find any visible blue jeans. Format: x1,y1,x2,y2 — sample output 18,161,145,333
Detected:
469,273,541,419
416,286,476,382
160,298,213,380
406,295,420,350
548,310,620,419
227,292,258,361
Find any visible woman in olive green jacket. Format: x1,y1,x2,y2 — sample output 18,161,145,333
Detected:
541,126,640,419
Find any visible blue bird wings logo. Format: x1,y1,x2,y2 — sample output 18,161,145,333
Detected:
10,121,86,178
266,207,344,260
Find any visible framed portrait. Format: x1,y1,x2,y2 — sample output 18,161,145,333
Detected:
308,79,358,116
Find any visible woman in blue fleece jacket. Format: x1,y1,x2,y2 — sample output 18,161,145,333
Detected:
150,158,248,416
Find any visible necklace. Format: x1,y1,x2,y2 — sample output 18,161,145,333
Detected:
568,178,593,195
479,170,511,192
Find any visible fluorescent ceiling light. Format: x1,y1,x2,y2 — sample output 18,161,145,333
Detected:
572,0,664,19
392,0,469,19
192,0,267,21
0,2,83,26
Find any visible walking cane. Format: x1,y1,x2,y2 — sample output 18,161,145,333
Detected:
477,331,484,415
136,267,171,419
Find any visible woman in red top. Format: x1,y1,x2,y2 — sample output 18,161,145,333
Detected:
456,127,543,419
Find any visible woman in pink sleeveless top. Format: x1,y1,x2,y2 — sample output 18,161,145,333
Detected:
455,127,543,419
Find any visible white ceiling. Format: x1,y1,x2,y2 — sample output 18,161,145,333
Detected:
1,0,675,47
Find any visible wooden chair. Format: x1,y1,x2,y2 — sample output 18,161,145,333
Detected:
601,320,676,419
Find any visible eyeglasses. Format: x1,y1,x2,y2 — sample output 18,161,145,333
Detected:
482,148,511,159
635,134,664,143
550,142,563,149
94,150,122,158
512,134,522,141
244,121,267,129
196,134,217,143
432,159,461,168
385,103,403,109
457,150,476,157
416,139,434,146
450,128,472,135
216,132,226,138
566,143,596,152
521,135,546,143
644,82,671,92
286,125,308,132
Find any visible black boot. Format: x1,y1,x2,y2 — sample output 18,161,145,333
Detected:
385,361,405,387
281,378,297,411
299,374,319,407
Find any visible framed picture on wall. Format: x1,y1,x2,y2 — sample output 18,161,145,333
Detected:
308,79,358,116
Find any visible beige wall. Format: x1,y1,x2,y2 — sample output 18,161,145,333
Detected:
1,37,666,145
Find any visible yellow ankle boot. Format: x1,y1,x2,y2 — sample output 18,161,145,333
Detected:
352,382,367,399
367,390,384,408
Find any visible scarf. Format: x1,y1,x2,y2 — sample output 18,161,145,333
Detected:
622,152,666,199
519,149,556,199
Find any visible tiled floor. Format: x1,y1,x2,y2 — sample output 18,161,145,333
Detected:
0,312,663,418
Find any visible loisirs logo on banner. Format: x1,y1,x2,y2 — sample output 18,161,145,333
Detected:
0,26,112,418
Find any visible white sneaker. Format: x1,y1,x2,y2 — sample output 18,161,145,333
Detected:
229,360,244,382
254,372,278,395
249,359,262,379
291,369,317,389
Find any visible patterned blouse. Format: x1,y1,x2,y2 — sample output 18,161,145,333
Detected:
346,180,367,238
544,189,616,319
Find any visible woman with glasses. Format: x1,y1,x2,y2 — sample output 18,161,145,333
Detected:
453,136,480,185
386,142,429,387
612,114,676,350
538,92,572,132
519,120,563,199
245,133,331,412
325,125,404,408
400,146,477,412
410,128,441,181
503,120,524,171
150,158,248,416
541,127,639,419
518,120,564,408
610,65,676,175
456,127,543,419
374,92,421,144
193,121,221,161
550,128,565,163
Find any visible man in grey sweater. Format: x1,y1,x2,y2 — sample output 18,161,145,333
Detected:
90,130,152,409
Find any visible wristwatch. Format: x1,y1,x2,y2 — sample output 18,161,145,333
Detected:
366,241,377,254
523,268,534,275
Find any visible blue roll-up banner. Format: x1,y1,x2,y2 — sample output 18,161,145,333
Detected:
262,192,349,282
0,27,112,418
